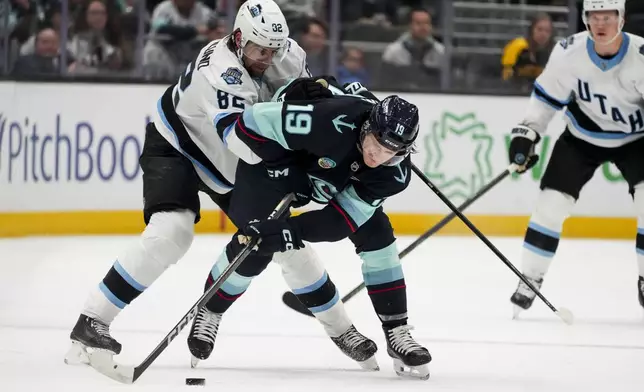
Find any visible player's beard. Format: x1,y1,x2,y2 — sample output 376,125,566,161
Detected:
242,55,270,77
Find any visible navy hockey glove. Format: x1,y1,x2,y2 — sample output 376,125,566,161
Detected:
509,125,541,173
280,77,334,101
241,219,304,255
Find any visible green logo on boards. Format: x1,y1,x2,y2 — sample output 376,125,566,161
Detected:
423,112,493,203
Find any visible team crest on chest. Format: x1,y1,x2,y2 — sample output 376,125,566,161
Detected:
318,157,336,169
221,67,243,85
351,162,360,172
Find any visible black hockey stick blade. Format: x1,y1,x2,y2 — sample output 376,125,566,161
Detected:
281,165,516,317
89,193,297,383
410,163,573,325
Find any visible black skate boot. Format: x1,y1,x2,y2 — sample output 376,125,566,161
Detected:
510,276,543,318
187,307,222,368
65,314,121,365
638,276,644,308
383,325,431,380
330,325,379,370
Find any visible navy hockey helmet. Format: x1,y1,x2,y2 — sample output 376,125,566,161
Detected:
361,95,419,166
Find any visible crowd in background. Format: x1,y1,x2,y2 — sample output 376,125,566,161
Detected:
1,0,643,93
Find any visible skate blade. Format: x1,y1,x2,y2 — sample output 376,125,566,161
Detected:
512,305,524,320
190,355,200,369
64,340,90,365
357,355,379,371
87,350,135,384
392,358,429,380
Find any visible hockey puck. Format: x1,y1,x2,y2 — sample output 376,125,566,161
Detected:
185,378,206,386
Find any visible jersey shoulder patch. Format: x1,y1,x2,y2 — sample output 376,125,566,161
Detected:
558,31,589,51
221,67,243,85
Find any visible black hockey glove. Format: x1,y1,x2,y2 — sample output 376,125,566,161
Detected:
241,218,304,255
280,77,334,101
508,125,541,173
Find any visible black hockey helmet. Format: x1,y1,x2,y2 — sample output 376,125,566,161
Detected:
361,95,419,166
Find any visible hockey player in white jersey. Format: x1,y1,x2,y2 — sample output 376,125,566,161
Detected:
508,0,644,316
66,0,378,372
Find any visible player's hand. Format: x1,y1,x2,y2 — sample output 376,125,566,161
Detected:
240,219,304,255
508,125,541,173
281,77,333,101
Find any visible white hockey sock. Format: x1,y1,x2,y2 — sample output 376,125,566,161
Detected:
521,190,575,280
82,210,195,324
634,184,644,278
274,247,352,337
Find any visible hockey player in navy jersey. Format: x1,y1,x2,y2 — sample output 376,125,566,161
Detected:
66,0,379,373
508,0,644,316
188,79,432,380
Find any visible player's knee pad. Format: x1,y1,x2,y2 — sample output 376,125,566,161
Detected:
222,233,273,279
521,189,574,271
116,209,195,288
350,207,395,253
530,189,575,234
273,245,326,288
141,209,195,270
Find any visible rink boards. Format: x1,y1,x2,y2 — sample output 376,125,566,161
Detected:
0,81,636,238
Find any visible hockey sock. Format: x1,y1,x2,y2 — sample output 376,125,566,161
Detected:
520,189,575,280
82,210,196,324
634,185,644,278
275,247,351,337
360,242,408,328
204,237,273,314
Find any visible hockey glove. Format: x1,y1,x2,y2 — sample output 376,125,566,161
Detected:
241,219,304,255
280,77,334,101
509,125,541,173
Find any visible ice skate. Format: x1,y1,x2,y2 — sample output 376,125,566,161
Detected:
187,307,223,368
383,325,431,380
330,325,379,370
638,276,644,309
510,276,544,319
65,314,121,366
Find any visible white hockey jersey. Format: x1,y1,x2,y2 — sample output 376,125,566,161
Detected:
521,31,644,148
152,36,309,194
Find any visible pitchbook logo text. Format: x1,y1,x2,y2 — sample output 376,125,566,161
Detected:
0,113,145,183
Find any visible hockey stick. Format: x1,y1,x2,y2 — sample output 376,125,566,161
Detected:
282,164,518,317
88,193,297,384
408,163,574,325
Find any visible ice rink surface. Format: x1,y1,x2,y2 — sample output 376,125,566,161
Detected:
1,234,643,391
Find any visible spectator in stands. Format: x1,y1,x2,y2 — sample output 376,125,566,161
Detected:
143,0,215,79
294,17,327,76
381,8,444,84
336,47,369,86
12,27,76,76
501,12,554,90
20,3,63,56
67,0,124,74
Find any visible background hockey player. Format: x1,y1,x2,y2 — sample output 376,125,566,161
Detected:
507,0,644,316
66,0,376,372
187,83,432,380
